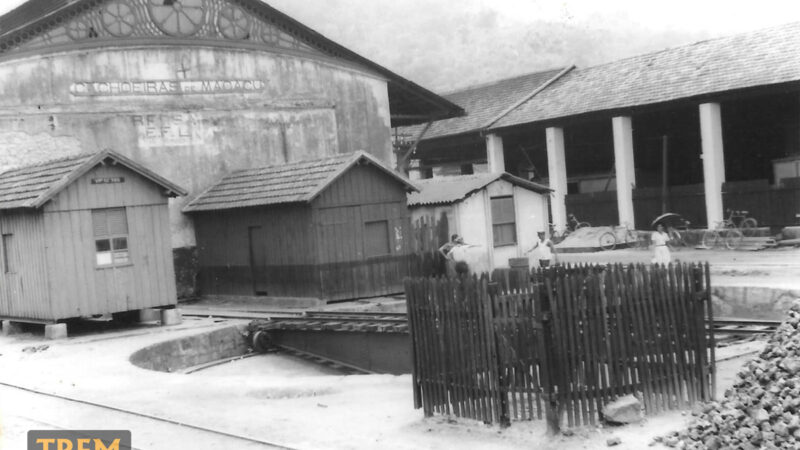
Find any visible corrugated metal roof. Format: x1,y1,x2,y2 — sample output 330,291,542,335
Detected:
184,151,417,212
492,22,800,129
0,149,186,210
407,173,550,206
402,68,565,140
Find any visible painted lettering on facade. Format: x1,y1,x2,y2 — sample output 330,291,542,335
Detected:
70,80,266,96
91,177,125,184
132,113,206,148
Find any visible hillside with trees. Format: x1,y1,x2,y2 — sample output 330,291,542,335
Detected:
266,0,710,92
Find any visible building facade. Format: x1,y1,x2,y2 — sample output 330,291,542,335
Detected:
0,0,461,259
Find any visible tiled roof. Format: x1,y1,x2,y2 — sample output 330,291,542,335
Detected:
407,172,550,206
0,149,186,210
184,151,417,212
493,22,800,129
403,69,566,140
0,0,74,36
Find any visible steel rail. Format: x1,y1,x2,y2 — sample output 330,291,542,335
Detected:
0,381,298,450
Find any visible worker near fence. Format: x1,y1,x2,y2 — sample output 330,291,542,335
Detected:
526,231,556,268
651,223,671,264
439,234,464,277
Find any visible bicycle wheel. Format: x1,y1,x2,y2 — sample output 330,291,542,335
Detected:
599,232,617,251
701,230,718,248
741,218,758,237
724,228,743,250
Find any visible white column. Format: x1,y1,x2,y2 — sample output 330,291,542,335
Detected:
612,116,637,228
699,103,726,228
546,127,568,233
486,133,506,173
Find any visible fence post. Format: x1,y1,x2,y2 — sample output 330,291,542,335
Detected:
488,281,511,427
535,269,560,434
702,263,716,400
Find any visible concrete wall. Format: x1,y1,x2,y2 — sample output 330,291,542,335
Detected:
0,45,393,248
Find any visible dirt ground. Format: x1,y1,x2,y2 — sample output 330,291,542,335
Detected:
0,247,798,449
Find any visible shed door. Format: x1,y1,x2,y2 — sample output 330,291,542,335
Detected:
248,226,269,295
2,233,21,309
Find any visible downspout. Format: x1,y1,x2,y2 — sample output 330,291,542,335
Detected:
482,65,576,131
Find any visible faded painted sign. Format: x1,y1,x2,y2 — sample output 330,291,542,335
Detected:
394,225,403,252
132,113,206,148
91,177,125,184
70,80,266,96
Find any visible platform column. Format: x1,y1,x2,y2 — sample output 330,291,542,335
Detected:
613,116,637,228
486,133,506,173
546,127,568,233
699,102,726,228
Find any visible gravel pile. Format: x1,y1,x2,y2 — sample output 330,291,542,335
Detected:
661,300,800,450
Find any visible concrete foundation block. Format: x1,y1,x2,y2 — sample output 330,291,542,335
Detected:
139,308,161,322
161,308,182,326
44,323,68,340
1,320,24,336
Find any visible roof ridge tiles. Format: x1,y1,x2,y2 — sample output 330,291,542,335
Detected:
439,67,566,96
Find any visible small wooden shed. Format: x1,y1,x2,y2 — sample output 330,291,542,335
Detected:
184,151,418,302
0,150,186,323
407,173,551,270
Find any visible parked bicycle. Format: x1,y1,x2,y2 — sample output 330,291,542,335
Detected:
701,222,743,250
598,224,647,251
722,208,758,237
548,213,590,244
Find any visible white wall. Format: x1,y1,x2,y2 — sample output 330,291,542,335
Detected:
408,179,549,271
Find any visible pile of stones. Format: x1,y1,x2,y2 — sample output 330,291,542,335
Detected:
661,300,800,449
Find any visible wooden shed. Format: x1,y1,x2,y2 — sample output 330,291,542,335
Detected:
408,173,552,270
184,151,418,302
0,150,186,323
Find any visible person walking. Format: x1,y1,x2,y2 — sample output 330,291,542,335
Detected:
651,223,671,264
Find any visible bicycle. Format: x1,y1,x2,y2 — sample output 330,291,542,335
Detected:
701,222,743,250
666,218,691,247
722,208,758,237
548,213,591,244
598,224,646,251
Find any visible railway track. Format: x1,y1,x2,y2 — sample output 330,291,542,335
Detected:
0,382,297,449
708,318,781,335
202,309,781,339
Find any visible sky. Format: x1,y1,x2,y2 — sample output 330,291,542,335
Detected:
1,0,798,35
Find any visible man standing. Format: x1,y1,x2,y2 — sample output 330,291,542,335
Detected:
527,231,555,268
438,234,464,277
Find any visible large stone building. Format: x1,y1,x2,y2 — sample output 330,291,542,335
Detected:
0,0,461,254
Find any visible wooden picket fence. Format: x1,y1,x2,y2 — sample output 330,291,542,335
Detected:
408,214,449,277
404,263,715,430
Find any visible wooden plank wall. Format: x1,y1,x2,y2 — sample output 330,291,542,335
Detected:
41,164,175,320
0,212,50,320
194,205,318,298
405,263,714,429
313,164,413,300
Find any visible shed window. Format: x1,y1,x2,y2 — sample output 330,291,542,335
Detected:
364,220,390,257
491,196,517,247
92,208,130,267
